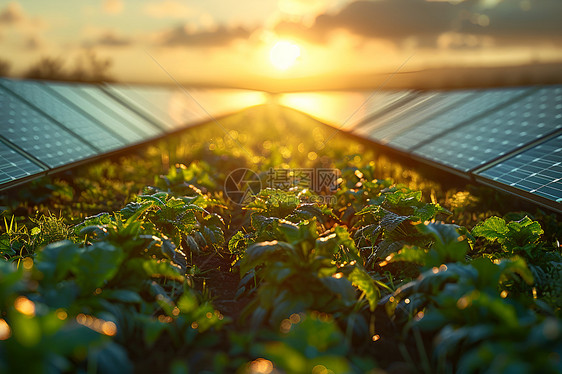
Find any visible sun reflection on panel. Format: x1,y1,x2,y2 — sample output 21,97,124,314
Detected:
278,91,371,129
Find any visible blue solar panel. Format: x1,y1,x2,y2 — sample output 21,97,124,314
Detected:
477,134,562,202
0,87,97,168
45,83,161,144
413,86,562,171
0,141,45,184
361,91,475,143
354,92,447,136
388,87,530,151
0,79,126,152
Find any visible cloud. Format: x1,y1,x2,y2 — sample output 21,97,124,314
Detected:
83,31,133,48
143,0,195,19
157,25,255,48
458,0,562,42
273,0,562,47
25,35,44,50
103,0,123,15
0,2,24,24
0,2,48,51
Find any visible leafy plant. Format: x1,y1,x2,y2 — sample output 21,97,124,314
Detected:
353,186,449,265
238,218,381,327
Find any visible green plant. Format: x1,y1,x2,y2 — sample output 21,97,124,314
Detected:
238,218,382,327
353,186,450,265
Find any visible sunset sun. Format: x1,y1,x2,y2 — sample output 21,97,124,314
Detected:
269,40,301,70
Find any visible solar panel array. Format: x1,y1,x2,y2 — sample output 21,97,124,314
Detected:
0,78,266,190
2,77,561,212
281,85,562,212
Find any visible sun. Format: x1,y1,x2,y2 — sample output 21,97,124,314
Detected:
269,40,301,70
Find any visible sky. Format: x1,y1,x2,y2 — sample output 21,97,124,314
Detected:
1,0,561,91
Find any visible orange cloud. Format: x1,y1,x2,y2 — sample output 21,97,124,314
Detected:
0,2,24,24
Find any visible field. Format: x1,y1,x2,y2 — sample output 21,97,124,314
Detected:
1,104,561,373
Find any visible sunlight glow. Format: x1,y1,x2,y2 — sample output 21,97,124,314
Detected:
269,41,301,70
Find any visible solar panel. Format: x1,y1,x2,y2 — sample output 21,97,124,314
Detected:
354,92,443,136
103,84,200,130
413,86,562,172
0,79,126,152
360,91,475,143
0,87,97,168
279,91,411,130
388,87,530,151
45,83,161,144
347,91,413,129
0,141,45,184
477,134,562,203
77,85,164,135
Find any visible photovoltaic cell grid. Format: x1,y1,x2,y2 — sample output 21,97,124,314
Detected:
45,83,157,145
0,142,45,184
103,84,200,130
477,134,562,202
72,85,164,137
358,91,475,143
0,87,97,168
347,90,413,129
355,92,444,136
413,86,562,172
387,87,531,151
0,79,125,152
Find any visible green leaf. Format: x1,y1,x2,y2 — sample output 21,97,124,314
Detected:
142,259,184,281
137,194,166,207
73,242,124,293
319,276,356,308
472,216,508,243
0,234,16,257
36,240,79,283
91,342,133,374
239,241,294,275
391,245,428,265
228,231,246,254
334,226,361,263
102,289,143,303
348,267,379,311
418,222,469,263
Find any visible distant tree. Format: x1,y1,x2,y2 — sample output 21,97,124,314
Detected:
70,50,114,82
24,56,67,81
0,59,11,77
23,51,115,82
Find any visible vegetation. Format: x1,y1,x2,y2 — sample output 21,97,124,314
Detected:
1,105,561,373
